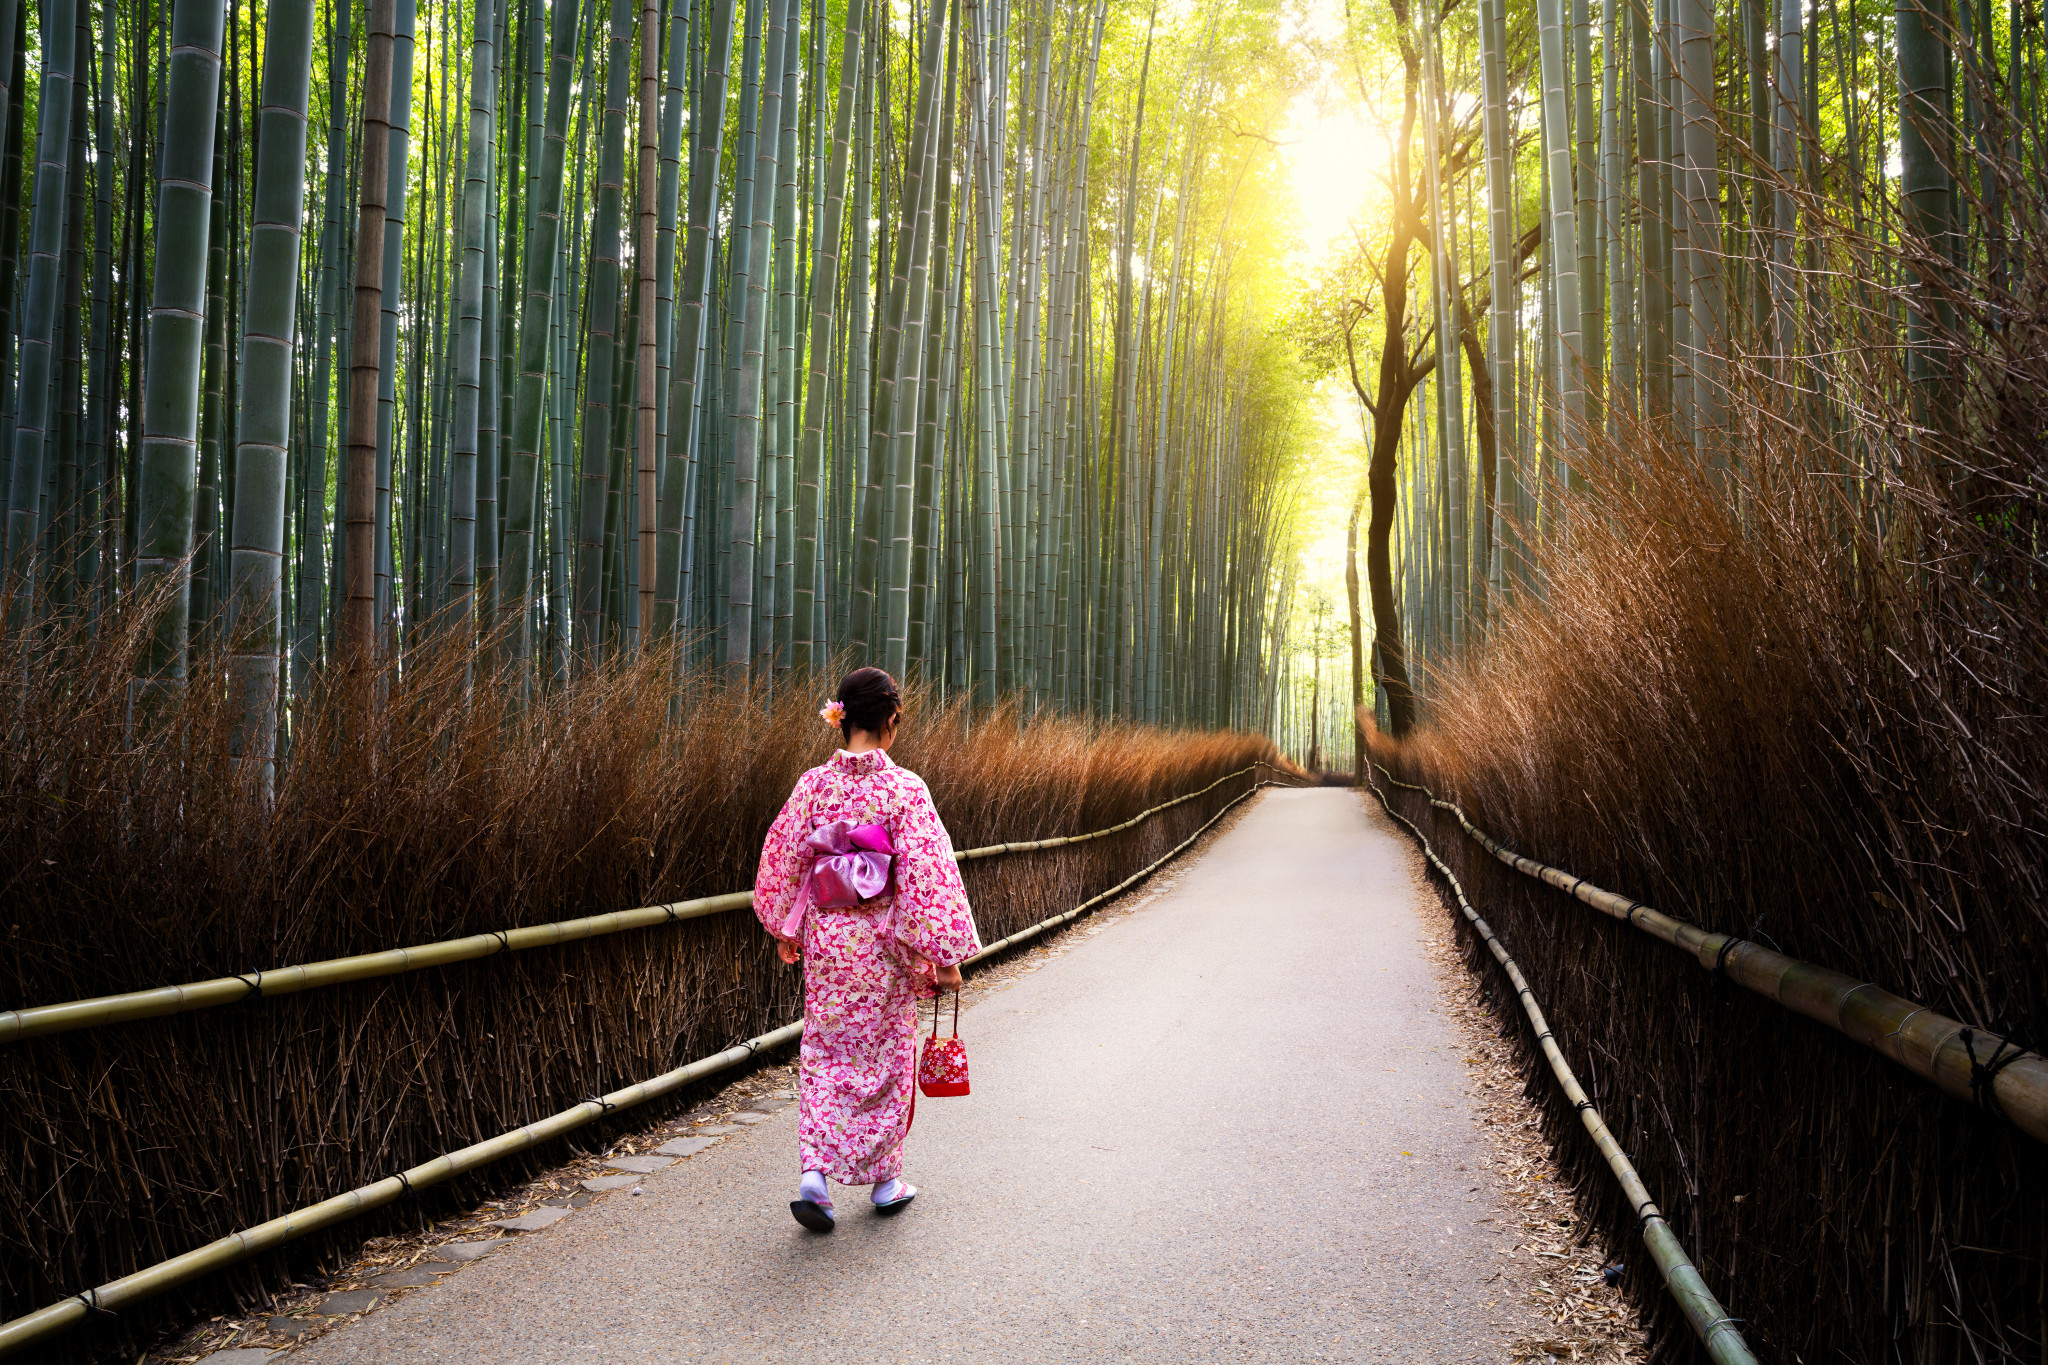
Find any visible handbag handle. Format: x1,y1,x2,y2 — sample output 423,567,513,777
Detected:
927,985,960,1038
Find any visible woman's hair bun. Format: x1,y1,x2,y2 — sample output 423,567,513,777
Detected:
835,666,902,741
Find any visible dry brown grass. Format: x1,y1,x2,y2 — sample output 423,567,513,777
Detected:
0,609,1282,1354
1368,143,2048,1363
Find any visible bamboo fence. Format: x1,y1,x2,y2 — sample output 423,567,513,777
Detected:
1373,765,2048,1147
0,772,1296,1358
2,764,1286,1047
1365,768,1757,1365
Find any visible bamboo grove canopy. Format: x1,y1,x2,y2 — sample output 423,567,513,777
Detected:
0,0,1323,769
1319,0,2039,735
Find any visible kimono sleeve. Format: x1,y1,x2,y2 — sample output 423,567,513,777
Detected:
887,775,982,967
753,770,817,939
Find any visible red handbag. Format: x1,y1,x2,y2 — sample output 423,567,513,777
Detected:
918,990,970,1097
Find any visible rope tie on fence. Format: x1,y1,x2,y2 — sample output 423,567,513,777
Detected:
1960,1028,2030,1120
236,972,264,999
73,1292,114,1321
583,1094,616,1115
1711,936,1740,976
491,930,512,954
390,1171,418,1202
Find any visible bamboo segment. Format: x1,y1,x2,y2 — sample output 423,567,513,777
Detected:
1366,771,1759,1365
1375,766,2048,1147
0,765,1289,1043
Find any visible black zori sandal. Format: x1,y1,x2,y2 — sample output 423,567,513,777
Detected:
790,1199,836,1232
871,1183,917,1215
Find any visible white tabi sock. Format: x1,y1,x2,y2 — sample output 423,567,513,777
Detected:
871,1177,908,1205
799,1171,830,1206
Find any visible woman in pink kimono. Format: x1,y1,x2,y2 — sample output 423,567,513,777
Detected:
753,667,981,1232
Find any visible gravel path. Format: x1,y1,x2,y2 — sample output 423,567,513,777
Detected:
284,787,1542,1363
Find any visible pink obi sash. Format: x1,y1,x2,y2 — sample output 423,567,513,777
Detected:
778,821,894,939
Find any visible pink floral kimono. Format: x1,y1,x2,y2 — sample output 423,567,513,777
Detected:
754,748,981,1185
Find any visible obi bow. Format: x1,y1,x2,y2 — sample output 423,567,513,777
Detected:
779,821,894,939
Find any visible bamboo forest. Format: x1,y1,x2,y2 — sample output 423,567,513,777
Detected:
2,0,2044,1355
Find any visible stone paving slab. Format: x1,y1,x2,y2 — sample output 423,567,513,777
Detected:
430,1238,511,1261
291,790,1546,1364
605,1155,673,1173
579,1174,643,1192
314,1291,382,1316
368,1268,443,1289
655,1136,721,1158
486,1206,572,1233
199,1350,276,1363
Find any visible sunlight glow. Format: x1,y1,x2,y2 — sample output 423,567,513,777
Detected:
1281,93,1385,271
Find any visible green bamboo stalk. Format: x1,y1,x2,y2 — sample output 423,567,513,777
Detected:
879,0,949,679
634,0,661,643
1895,0,1953,413
723,0,794,671
1535,0,1587,483
224,0,316,792
189,131,226,655
81,0,116,610
372,0,418,650
130,0,229,718
651,0,736,640
577,0,632,663
4,0,78,606
500,0,585,666
450,0,500,639
1572,0,1601,413
1478,0,1518,599
1674,0,1721,458
768,2,801,664
789,0,865,671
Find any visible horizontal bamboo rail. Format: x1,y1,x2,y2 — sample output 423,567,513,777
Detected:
1373,765,2048,1147
0,773,1292,1358
1365,772,1758,1365
2,764,1286,1045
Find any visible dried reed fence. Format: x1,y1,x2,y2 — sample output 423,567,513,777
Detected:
0,606,1282,1355
1365,247,2048,1358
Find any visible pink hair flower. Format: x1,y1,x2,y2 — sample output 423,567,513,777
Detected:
819,699,846,726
